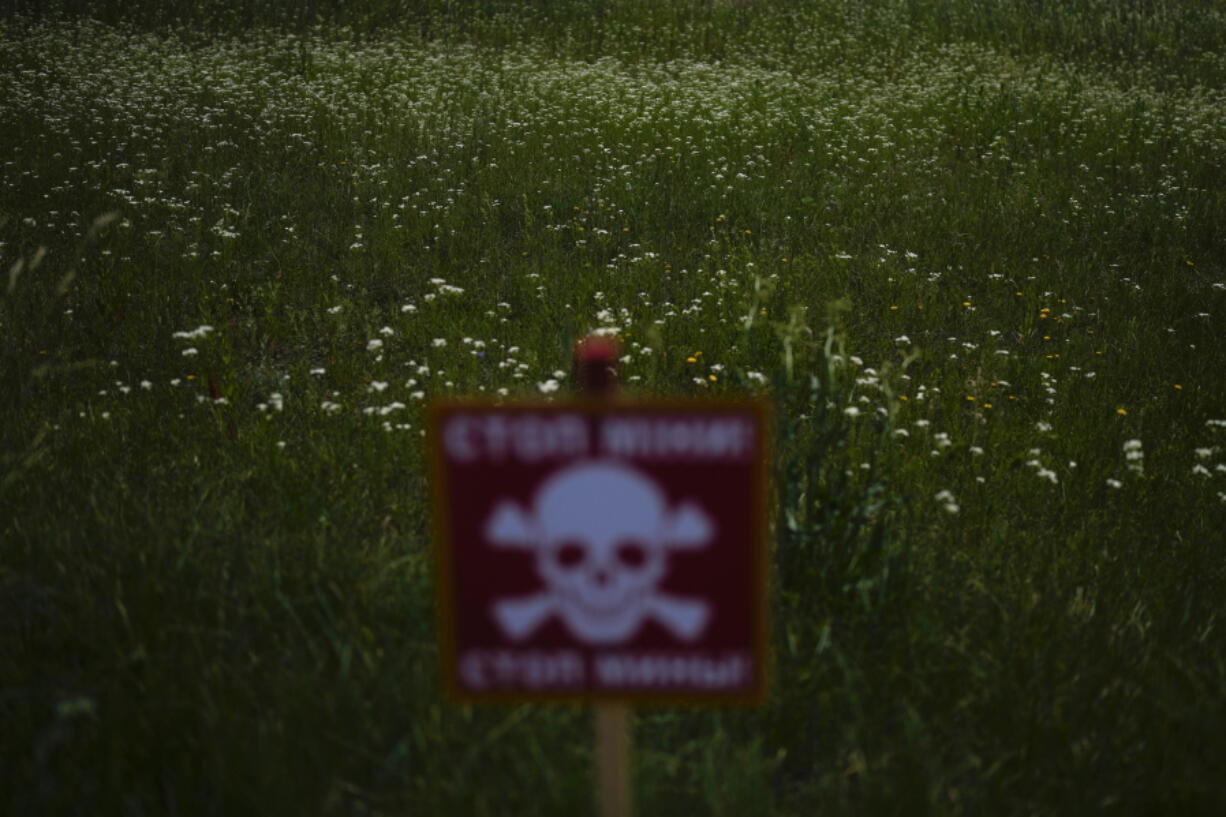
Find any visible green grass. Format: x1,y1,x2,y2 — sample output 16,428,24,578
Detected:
2,1,1225,814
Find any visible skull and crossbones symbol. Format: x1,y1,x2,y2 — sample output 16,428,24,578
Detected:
485,459,713,645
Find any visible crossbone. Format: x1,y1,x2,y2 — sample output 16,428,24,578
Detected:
485,459,713,645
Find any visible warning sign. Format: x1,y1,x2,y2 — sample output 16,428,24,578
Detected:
428,400,769,703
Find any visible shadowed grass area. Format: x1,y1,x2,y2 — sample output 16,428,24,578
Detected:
2,1,1225,815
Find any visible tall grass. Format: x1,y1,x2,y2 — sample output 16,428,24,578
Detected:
9,0,1226,83
2,1,1224,814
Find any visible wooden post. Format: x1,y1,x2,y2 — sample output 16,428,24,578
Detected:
595,702,632,817
573,334,633,817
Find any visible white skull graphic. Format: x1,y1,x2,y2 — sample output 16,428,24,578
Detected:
485,459,713,644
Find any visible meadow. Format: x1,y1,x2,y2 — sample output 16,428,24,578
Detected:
2,1,1225,814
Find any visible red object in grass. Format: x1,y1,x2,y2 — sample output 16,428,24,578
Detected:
572,335,621,397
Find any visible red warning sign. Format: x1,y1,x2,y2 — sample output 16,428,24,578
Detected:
428,400,769,703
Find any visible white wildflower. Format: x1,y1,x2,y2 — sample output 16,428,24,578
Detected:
934,489,959,514
172,325,214,340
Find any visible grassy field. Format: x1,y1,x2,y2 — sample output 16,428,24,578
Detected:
2,1,1225,814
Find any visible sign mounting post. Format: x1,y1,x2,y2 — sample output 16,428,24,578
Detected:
576,335,633,817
